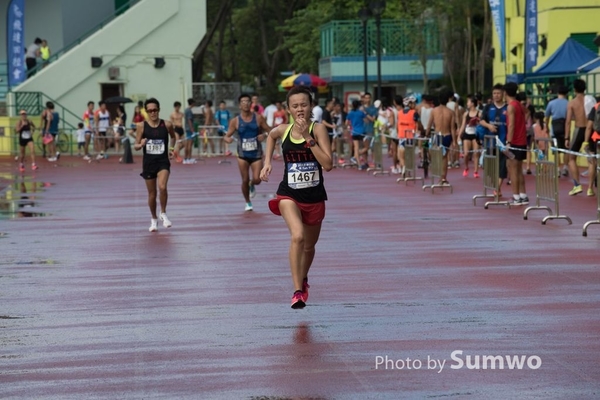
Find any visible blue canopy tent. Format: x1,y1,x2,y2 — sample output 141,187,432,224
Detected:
529,37,600,77
523,38,600,107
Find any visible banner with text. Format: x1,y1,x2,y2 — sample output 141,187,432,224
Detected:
489,0,506,62
7,0,26,88
525,0,538,71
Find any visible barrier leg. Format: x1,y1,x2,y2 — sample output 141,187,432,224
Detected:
422,143,453,194
524,144,571,224
473,136,510,208
400,140,423,185
582,144,600,236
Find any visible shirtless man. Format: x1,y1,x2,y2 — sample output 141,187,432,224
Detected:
426,90,456,184
170,101,184,162
565,79,588,195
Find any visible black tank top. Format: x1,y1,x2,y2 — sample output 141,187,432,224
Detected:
276,122,327,203
142,120,170,165
19,120,33,139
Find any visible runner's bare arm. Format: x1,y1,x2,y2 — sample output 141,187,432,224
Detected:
506,104,515,144
564,104,572,145
223,117,238,144
260,125,285,182
451,112,457,143
458,112,468,137
257,114,270,142
584,119,593,144
311,123,333,171
133,123,146,150
165,121,176,155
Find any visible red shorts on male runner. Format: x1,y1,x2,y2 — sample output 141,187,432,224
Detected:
268,195,325,226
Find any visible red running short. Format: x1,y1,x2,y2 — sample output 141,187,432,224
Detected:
268,195,325,226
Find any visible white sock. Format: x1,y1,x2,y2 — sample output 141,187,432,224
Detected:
520,193,527,198
513,194,520,200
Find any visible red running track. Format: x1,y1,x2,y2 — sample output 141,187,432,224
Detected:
0,155,599,399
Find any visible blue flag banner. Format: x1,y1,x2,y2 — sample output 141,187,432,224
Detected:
7,0,26,88
489,0,506,61
525,0,538,71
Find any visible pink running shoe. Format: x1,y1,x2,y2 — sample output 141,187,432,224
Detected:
291,291,306,309
31,163,38,171
302,279,310,302
462,169,468,177
473,171,480,178
19,163,25,172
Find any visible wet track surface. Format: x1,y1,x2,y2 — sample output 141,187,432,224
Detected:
0,155,599,399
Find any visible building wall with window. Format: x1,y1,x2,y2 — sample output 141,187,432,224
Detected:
491,0,600,84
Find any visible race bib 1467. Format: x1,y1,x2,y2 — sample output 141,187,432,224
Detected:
287,161,319,189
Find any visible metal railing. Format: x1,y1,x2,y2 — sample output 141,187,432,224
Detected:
366,131,388,176
473,135,510,209
320,19,440,58
524,139,572,224
12,92,81,130
583,141,600,237
25,0,141,78
422,134,452,193
398,136,424,186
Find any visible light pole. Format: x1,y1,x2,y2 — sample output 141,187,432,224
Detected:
358,8,371,95
369,1,386,101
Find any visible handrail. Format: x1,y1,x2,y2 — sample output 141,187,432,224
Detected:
13,91,81,130
26,0,141,78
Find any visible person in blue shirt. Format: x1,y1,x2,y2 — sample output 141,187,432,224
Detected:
345,100,367,165
545,85,569,176
362,92,378,169
480,83,508,193
215,100,232,156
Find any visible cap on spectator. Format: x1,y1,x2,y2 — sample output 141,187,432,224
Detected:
374,100,381,108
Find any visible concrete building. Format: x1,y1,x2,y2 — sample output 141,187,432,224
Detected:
491,0,600,84
0,0,206,155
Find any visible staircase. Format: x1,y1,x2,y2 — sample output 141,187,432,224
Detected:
9,0,205,127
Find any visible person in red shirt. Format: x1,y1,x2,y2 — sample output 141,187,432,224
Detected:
505,82,529,206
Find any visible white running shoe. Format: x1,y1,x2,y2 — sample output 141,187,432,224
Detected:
160,213,172,228
96,154,104,160
149,219,158,232
48,157,57,162
245,202,253,211
83,155,91,161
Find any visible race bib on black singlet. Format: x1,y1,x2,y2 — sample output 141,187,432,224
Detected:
21,131,32,139
287,161,319,189
242,137,258,152
145,139,165,155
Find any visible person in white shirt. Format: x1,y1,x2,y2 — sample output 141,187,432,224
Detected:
263,101,278,128
311,99,323,123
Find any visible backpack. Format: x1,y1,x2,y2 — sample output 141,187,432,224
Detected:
593,103,600,134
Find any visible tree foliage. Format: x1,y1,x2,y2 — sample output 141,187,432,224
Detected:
197,0,492,96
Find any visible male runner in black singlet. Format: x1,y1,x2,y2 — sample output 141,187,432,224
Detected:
134,98,177,232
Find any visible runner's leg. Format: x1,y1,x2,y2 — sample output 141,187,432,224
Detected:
157,169,170,214
145,178,158,219
278,199,306,292
237,158,251,203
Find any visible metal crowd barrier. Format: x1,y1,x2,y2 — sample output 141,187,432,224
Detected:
473,135,510,209
367,132,389,176
398,138,423,185
422,134,453,193
524,139,572,224
583,141,600,237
